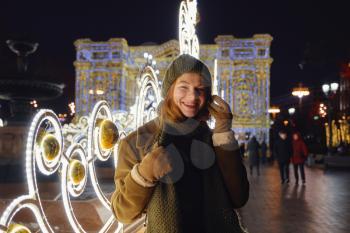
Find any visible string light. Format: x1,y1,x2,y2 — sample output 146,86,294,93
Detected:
179,0,199,58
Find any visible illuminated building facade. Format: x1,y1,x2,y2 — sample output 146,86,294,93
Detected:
74,34,273,142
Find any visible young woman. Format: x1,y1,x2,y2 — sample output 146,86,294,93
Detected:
111,54,249,233
291,132,308,184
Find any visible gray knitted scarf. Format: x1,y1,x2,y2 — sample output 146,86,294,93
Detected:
145,119,245,233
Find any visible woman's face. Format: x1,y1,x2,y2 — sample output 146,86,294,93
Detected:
172,72,207,118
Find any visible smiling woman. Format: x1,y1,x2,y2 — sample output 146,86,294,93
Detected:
172,73,206,118
111,54,249,233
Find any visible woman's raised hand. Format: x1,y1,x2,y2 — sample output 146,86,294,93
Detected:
208,95,233,133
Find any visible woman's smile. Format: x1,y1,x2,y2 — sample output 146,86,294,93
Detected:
173,73,206,118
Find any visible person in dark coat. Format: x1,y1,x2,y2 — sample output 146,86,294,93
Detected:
273,130,292,184
247,136,260,176
291,132,308,184
260,140,268,164
239,142,246,159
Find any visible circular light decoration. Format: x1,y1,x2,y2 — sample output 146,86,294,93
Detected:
98,119,119,150
7,223,31,233
89,101,116,162
61,143,88,232
40,134,60,162
64,144,88,197
68,159,86,186
30,111,63,177
87,101,116,209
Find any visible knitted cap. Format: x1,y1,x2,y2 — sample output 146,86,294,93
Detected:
161,54,212,98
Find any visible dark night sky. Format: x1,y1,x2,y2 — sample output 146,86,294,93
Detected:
0,0,349,113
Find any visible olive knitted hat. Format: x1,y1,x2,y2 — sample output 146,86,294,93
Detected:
161,54,212,98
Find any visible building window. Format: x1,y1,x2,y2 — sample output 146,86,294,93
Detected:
258,49,266,57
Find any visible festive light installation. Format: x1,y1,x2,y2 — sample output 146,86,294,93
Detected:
0,104,126,233
7,223,31,233
179,0,199,58
319,103,327,118
214,35,273,143
1,0,273,231
0,59,162,233
69,102,76,116
136,65,162,128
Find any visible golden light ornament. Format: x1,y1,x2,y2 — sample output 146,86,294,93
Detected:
40,134,60,161
68,159,85,186
98,119,119,150
7,223,31,233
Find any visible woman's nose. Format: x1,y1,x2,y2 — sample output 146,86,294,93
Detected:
187,89,199,100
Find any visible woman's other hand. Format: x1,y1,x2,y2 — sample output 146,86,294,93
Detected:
138,146,173,182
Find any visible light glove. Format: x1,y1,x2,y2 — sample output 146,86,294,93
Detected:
138,145,173,183
208,95,233,133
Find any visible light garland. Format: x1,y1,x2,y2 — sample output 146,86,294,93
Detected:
179,0,199,58
0,106,122,232
136,66,162,128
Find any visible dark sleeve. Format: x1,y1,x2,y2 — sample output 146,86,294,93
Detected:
273,143,278,159
214,146,250,209
289,141,294,158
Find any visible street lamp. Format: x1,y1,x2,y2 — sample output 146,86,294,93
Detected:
268,106,280,119
288,107,296,115
292,83,310,109
322,82,339,155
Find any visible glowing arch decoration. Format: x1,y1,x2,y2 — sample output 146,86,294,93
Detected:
0,105,124,233
135,65,162,128
179,0,200,58
0,61,162,233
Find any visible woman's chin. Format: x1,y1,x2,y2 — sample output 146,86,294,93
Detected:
181,111,198,118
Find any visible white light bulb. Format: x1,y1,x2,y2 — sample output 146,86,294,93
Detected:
330,82,339,92
322,84,330,94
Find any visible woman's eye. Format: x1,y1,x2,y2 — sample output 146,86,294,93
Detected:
179,86,188,90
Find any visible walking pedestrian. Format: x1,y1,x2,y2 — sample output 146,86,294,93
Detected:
239,142,246,159
291,132,308,185
247,136,260,176
260,139,268,164
273,130,292,184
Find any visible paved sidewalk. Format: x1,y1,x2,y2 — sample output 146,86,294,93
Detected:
239,162,350,233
